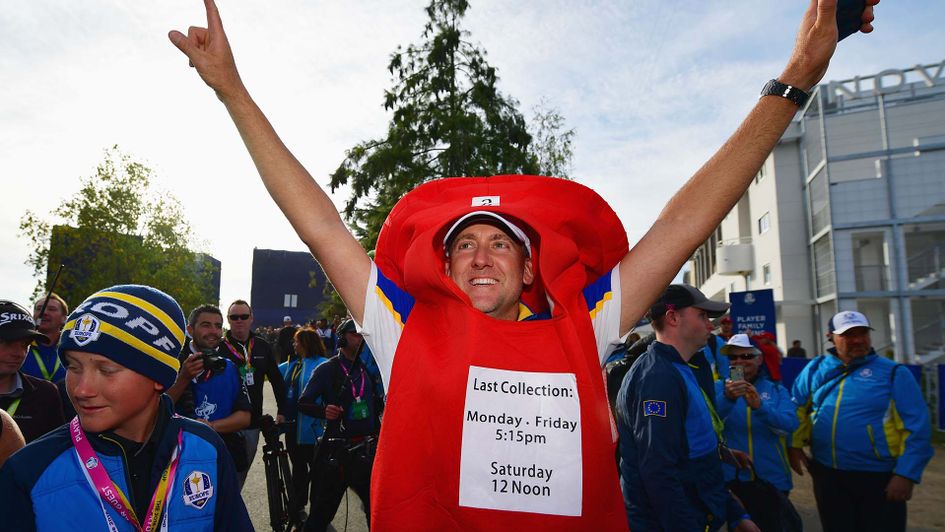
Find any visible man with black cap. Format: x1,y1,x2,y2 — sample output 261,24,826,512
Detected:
616,285,759,532
298,318,382,531
0,300,65,443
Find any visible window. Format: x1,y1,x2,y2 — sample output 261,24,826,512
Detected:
754,164,766,184
283,294,298,308
758,212,771,234
763,264,772,285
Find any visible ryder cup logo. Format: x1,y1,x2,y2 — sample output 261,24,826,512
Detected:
183,471,214,510
70,314,102,346
859,368,873,378
85,457,99,470
744,293,756,305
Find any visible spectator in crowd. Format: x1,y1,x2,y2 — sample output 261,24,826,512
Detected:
220,300,288,483
276,322,298,365
716,334,799,530
0,301,65,443
279,327,330,513
753,332,783,382
22,293,68,382
170,304,253,484
0,285,252,530
617,285,757,531
704,326,730,381
786,340,807,358
718,315,734,341
0,409,24,467
298,319,381,531
170,0,877,527
789,311,933,532
314,318,336,354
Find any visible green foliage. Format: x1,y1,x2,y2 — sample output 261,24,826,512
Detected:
529,98,575,180
317,280,350,322
19,146,215,313
329,0,575,250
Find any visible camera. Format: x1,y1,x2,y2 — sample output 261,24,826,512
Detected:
199,349,228,373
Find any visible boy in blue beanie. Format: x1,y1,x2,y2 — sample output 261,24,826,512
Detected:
0,285,253,531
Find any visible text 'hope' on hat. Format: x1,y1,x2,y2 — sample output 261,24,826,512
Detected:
58,285,186,390
647,284,730,320
829,310,872,335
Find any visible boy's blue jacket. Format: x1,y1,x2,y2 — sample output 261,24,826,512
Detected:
0,395,252,531
790,350,933,482
715,375,798,491
617,341,745,531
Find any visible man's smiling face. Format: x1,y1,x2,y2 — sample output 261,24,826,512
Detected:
445,222,534,321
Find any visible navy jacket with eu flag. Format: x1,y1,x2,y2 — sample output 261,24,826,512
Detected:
616,341,746,532
0,395,252,531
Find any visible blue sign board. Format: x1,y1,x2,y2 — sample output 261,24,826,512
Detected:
729,289,777,341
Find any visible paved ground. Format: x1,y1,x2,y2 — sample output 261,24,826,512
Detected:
243,386,368,532
246,385,944,531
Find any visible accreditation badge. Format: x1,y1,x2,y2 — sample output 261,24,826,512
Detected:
244,367,255,386
350,398,369,420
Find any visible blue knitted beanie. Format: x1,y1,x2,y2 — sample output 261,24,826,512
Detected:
58,285,185,390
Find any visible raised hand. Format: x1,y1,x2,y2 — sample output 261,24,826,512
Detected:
168,0,244,101
781,0,879,90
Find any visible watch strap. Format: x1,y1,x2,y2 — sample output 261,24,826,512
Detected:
760,79,810,107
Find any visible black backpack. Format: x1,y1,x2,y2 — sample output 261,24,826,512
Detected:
727,466,802,532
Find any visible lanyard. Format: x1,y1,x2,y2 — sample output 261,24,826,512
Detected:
3,398,21,416
222,337,254,368
338,360,365,401
31,344,61,381
71,417,183,532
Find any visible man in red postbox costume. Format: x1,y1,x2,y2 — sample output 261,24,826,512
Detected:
169,1,878,528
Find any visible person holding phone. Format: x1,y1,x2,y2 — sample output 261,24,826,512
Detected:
716,334,799,529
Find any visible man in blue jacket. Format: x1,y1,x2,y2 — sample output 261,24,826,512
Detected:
0,285,252,531
617,284,758,531
789,311,933,532
716,334,798,530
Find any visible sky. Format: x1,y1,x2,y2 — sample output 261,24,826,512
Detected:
3,0,943,311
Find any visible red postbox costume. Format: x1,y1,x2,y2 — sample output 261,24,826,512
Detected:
362,175,629,530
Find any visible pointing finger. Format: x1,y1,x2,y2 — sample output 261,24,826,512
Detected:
205,0,224,34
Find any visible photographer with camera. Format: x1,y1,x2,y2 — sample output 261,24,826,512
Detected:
298,319,381,532
168,305,252,484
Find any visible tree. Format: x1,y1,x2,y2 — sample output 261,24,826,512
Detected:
19,146,216,313
329,0,574,250
529,99,575,180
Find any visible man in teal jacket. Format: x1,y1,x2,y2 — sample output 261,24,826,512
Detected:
789,311,933,532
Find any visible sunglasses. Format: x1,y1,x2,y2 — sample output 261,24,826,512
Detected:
229,314,251,321
726,354,758,361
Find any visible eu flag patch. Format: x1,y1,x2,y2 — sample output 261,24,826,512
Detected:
643,400,667,417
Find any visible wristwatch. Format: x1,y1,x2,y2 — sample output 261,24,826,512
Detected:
760,79,810,107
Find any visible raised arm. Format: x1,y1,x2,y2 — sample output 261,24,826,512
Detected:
169,0,372,322
618,0,878,335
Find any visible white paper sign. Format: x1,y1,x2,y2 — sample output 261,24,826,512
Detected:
471,195,501,207
458,366,582,516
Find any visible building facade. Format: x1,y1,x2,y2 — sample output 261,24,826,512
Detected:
249,248,329,327
687,59,945,364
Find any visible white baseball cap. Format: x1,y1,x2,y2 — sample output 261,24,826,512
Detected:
720,333,761,356
829,311,872,335
443,211,532,257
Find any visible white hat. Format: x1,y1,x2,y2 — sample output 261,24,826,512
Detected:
830,311,872,335
443,211,532,257
720,333,761,356
283,315,292,322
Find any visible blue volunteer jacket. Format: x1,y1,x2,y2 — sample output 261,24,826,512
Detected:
0,395,252,531
790,350,933,482
279,356,328,445
702,334,729,381
617,341,744,531
715,375,798,491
